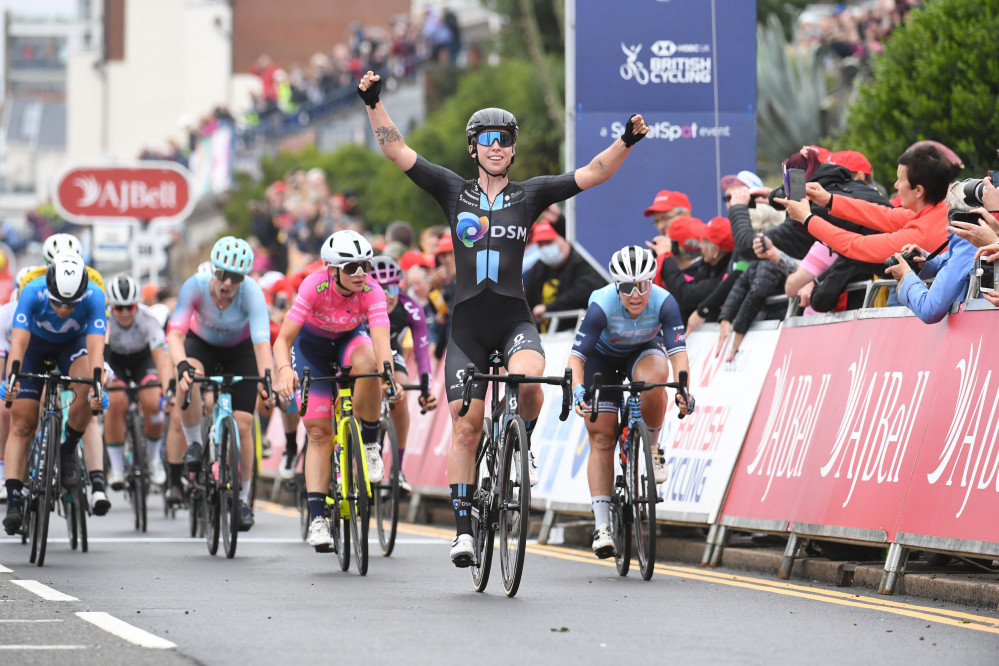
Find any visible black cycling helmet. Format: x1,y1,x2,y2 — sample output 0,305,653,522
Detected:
466,108,519,145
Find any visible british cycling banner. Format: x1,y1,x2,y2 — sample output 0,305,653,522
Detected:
569,0,757,268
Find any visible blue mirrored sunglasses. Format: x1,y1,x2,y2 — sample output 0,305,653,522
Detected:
475,131,515,147
384,284,400,298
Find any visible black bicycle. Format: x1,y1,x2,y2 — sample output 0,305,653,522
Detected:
586,370,689,580
5,360,102,567
182,371,272,559
372,372,430,557
457,351,572,597
107,379,162,533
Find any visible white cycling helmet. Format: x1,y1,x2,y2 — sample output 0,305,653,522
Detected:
42,233,82,264
608,245,657,283
46,253,89,303
14,265,36,288
321,230,373,267
210,236,254,275
107,274,140,307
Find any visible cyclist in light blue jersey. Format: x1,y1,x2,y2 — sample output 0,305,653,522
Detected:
167,236,274,530
568,245,693,559
2,253,109,534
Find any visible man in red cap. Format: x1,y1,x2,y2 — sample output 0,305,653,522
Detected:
666,215,707,271
658,216,735,325
826,150,873,186
524,221,606,332
642,189,693,286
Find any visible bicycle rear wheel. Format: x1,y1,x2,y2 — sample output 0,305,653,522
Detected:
331,445,350,571
34,414,60,567
630,423,658,580
498,417,530,597
374,417,400,557
204,442,220,556
471,418,495,593
128,414,148,533
219,417,241,559
345,419,369,575
611,476,631,576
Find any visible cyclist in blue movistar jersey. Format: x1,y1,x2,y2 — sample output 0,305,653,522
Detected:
568,246,693,559
168,236,274,531
2,253,109,534
359,69,650,566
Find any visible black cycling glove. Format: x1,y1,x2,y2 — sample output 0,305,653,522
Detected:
621,114,646,147
357,78,382,109
177,360,194,382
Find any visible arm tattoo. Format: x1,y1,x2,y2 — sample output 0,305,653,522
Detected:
775,251,800,276
375,125,402,145
593,158,606,172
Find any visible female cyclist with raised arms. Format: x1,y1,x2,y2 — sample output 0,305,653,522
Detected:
358,69,650,566
273,230,395,550
568,246,694,559
169,236,274,531
104,275,174,491
368,255,439,491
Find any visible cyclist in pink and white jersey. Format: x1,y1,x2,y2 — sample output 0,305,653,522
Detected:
273,230,395,550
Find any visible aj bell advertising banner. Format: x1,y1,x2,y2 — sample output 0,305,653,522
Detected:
570,0,757,268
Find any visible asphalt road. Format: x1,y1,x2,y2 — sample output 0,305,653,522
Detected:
2,492,998,665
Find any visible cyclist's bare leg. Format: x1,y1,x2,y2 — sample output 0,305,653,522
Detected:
348,344,380,424
505,349,545,422
65,354,95,435
303,418,334,494
446,398,484,484
4,398,40,483
585,414,619,497
105,383,127,442
82,420,103,475
234,410,255,487
632,354,669,429
139,381,165,440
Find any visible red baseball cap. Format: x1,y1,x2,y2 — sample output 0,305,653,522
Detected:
908,140,964,168
436,233,454,255
399,249,434,271
644,190,692,217
667,216,707,251
827,150,872,176
531,221,558,243
802,145,832,163
703,216,735,253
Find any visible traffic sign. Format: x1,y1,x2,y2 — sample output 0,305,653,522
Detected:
52,161,194,222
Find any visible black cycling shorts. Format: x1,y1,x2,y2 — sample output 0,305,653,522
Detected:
184,332,258,413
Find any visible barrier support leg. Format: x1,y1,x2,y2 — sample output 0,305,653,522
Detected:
537,507,556,545
407,492,423,524
778,533,804,579
879,544,909,595
701,524,720,567
708,525,729,567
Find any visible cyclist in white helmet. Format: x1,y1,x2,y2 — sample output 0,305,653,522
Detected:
273,230,394,550
104,275,174,492
168,236,274,530
567,245,693,559
0,265,37,502
2,253,109,534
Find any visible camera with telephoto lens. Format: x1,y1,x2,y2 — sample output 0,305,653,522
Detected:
884,250,921,273
962,171,999,206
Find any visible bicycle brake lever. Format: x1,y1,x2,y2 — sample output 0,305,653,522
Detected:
298,367,311,417
589,372,602,423
4,360,18,409
92,367,103,415
558,367,571,422
457,363,476,417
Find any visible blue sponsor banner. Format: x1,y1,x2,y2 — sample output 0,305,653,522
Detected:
571,0,756,268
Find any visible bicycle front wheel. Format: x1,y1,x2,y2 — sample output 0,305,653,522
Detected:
374,417,400,557
34,414,60,567
498,417,530,597
204,444,220,556
471,418,495,593
630,423,658,580
345,419,369,575
128,413,148,533
219,417,241,559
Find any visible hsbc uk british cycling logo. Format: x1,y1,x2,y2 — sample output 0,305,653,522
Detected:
620,40,712,85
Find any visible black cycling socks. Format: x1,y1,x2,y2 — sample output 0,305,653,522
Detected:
89,471,106,493
360,419,379,445
5,479,23,508
285,431,298,459
525,418,537,439
450,483,474,535
61,426,84,457
169,463,184,487
307,492,327,521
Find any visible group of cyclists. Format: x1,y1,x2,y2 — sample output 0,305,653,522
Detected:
0,69,694,571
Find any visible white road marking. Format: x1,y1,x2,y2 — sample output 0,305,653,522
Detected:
76,612,176,649
11,580,78,601
0,564,12,573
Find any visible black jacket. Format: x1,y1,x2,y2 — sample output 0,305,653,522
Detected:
523,247,607,331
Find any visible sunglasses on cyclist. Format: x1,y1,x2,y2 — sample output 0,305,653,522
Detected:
617,280,652,297
384,284,400,298
475,130,515,148
334,260,371,276
49,298,77,310
113,304,137,312
213,269,245,284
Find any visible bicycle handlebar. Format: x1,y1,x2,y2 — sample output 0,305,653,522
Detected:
456,363,573,422
298,363,395,418
399,372,431,414
4,360,106,414
587,370,689,422
181,370,272,412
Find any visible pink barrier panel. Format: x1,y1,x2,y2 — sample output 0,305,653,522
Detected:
720,314,949,542
399,355,452,494
894,308,999,546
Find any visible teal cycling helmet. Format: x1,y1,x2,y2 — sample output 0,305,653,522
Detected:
210,236,253,275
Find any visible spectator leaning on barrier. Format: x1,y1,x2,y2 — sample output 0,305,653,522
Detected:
523,221,607,333
665,216,707,273
971,178,999,309
663,216,735,328
886,179,999,324
776,143,951,275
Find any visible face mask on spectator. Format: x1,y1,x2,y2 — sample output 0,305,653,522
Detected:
537,243,564,266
